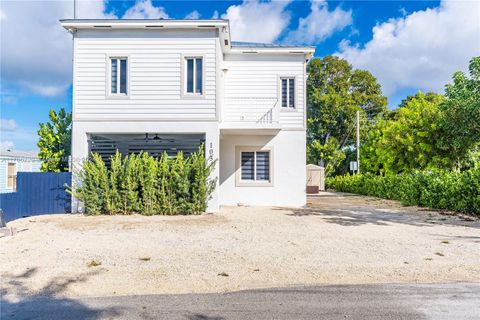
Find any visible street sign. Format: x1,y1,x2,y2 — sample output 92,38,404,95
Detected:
350,161,358,172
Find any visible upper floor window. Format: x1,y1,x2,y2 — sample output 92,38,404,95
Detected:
110,57,127,95
184,57,203,95
281,77,295,108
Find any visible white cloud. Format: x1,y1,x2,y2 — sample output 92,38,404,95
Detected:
0,0,115,97
337,0,480,97
211,10,219,19
0,140,15,151
123,0,168,19
185,10,200,20
221,0,292,43
75,0,116,19
285,0,352,45
1,119,18,131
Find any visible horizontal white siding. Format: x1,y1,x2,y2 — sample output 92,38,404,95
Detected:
0,157,42,193
223,54,305,129
73,29,217,121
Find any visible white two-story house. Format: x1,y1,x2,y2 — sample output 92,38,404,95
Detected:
61,19,314,212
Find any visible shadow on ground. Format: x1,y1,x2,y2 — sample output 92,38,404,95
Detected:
1,268,120,320
279,193,480,228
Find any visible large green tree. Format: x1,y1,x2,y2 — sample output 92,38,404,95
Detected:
361,92,447,174
307,56,387,175
360,57,480,174
37,108,72,172
437,56,480,170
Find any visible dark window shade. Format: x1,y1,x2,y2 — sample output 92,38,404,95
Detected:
111,59,117,93
241,152,254,180
281,79,287,107
120,59,127,94
256,152,270,181
195,58,203,94
186,58,194,93
288,78,295,108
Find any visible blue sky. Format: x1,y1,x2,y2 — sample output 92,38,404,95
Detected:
1,0,479,151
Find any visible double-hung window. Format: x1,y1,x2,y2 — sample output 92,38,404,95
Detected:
240,150,271,183
184,57,203,95
281,77,295,108
110,57,128,95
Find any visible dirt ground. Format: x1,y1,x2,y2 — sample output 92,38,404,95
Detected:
1,192,479,300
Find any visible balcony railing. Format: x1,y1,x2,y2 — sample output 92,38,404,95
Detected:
223,97,279,125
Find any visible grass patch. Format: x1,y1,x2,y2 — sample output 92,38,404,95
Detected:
139,257,151,261
435,252,445,257
424,258,433,261
218,272,229,277
441,240,450,244
87,259,101,267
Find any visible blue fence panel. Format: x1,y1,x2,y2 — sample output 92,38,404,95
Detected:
0,193,20,222
0,172,71,223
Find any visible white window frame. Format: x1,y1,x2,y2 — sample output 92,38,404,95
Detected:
279,76,297,109
235,146,274,187
6,162,17,190
107,56,129,98
181,55,205,98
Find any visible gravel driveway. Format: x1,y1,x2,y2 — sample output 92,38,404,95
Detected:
1,192,479,300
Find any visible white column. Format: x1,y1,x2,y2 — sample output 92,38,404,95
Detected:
205,125,220,212
71,122,89,213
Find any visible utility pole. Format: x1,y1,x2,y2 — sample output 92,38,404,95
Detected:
356,110,360,174
73,0,76,18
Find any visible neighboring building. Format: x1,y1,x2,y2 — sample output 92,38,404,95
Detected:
0,149,42,193
61,19,314,212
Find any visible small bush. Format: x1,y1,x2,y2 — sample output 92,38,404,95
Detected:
326,168,480,216
71,146,216,215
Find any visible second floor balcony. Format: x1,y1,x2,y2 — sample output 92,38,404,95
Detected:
221,97,281,132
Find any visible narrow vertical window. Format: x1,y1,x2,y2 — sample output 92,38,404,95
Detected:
281,77,295,108
7,162,16,189
288,78,295,108
186,58,194,93
120,59,127,94
111,59,118,94
255,152,270,181
281,79,288,108
195,58,203,94
185,57,203,95
110,57,127,95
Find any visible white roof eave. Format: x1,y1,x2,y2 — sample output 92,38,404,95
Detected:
229,47,315,56
60,19,229,31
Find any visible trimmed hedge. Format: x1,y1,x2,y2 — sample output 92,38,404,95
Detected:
70,147,216,215
326,168,480,215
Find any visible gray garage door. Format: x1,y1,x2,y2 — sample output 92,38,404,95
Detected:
88,133,205,164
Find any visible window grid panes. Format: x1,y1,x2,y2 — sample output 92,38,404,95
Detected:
110,58,127,95
240,151,270,182
281,77,295,108
241,152,255,180
185,57,203,95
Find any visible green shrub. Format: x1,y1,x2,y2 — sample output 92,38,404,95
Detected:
326,168,480,216
71,146,216,216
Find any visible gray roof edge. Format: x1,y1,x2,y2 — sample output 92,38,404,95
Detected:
0,150,40,159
